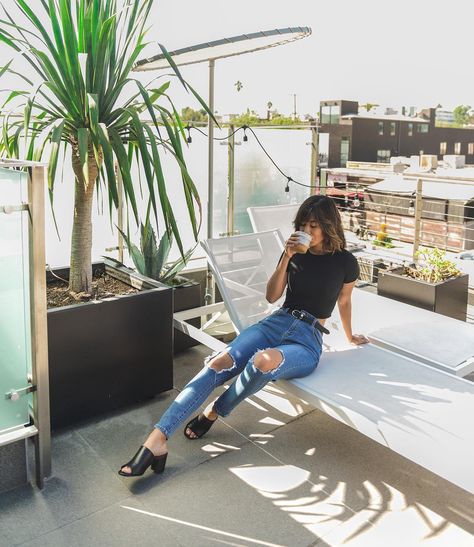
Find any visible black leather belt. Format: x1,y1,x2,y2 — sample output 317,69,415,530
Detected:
286,308,330,335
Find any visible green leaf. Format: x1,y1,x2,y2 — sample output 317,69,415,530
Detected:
117,226,146,275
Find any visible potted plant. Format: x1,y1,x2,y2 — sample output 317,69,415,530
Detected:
0,1,211,428
377,247,468,321
113,204,202,354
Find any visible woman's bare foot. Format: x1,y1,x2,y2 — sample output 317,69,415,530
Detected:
185,402,218,439
120,428,168,475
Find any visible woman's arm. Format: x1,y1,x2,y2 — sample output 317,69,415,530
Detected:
266,234,300,303
337,281,369,345
266,253,290,303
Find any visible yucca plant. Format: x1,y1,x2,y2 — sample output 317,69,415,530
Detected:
118,203,196,286
0,0,207,294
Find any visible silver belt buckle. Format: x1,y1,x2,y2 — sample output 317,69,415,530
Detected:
291,309,303,320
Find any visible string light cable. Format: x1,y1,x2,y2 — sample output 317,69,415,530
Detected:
185,123,322,191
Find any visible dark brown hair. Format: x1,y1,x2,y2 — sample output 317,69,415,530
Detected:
293,195,346,253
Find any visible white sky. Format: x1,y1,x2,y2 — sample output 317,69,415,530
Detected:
0,0,473,116
147,0,474,116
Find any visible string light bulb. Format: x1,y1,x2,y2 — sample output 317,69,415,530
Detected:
353,186,360,208
408,192,415,216
242,125,248,142
186,124,192,144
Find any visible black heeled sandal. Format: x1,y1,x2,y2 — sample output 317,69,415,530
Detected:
184,414,217,440
118,446,167,477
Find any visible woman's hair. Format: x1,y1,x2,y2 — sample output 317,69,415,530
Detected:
293,195,346,253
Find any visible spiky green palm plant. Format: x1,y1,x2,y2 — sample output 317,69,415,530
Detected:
0,0,206,293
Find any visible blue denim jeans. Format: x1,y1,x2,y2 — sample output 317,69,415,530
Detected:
155,308,323,438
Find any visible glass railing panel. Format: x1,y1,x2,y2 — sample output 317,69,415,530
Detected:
233,127,312,235
0,167,31,432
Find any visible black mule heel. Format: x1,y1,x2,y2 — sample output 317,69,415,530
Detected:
150,453,167,474
118,446,168,477
184,414,217,440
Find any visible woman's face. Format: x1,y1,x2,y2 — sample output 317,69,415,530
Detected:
300,217,324,248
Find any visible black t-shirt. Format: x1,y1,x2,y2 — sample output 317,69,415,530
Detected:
280,249,359,319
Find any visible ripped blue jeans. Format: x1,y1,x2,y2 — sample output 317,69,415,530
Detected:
155,308,323,438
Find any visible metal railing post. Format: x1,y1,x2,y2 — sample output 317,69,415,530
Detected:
226,124,235,236
205,59,215,306
319,169,327,196
29,165,51,488
412,178,423,261
310,126,318,193
116,162,124,263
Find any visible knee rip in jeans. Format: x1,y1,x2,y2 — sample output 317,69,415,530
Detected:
250,348,285,374
204,349,236,373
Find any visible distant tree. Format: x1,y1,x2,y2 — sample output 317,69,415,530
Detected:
181,106,208,123
230,108,259,125
230,108,303,126
360,102,379,112
453,105,471,126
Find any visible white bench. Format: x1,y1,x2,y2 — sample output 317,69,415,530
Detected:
174,229,474,495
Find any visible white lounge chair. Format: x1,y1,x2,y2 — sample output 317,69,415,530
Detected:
247,205,474,377
174,229,474,494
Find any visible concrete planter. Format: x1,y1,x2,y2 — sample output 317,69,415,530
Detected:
47,261,173,429
377,266,468,321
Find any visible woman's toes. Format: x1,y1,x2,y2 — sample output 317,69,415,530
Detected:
121,466,132,474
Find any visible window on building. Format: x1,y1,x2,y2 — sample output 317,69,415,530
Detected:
320,105,340,125
440,142,447,155
454,142,461,154
418,124,429,133
378,121,384,135
321,106,331,124
377,149,391,163
469,143,474,155
390,122,396,136
407,123,413,136
340,137,350,167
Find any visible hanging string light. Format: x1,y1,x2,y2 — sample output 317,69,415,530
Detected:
353,185,361,208
408,191,415,216
185,124,192,143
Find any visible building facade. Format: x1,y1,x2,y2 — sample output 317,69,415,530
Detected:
319,100,474,168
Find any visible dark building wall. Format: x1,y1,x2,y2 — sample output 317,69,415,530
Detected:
320,123,352,168
321,101,474,167
351,118,402,162
343,117,474,165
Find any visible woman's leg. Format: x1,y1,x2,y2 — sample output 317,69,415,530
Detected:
213,343,320,418
153,321,275,440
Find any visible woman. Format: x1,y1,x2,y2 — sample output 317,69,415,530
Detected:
119,195,369,477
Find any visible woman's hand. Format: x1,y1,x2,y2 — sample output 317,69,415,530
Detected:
349,334,369,345
284,233,300,258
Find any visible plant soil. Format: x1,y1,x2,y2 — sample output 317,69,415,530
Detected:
47,270,139,309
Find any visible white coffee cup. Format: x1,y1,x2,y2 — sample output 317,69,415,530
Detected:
294,231,312,253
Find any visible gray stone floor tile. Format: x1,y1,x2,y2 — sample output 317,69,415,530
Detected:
0,432,130,546
75,390,248,489
135,440,359,547
259,409,474,538
18,497,181,547
76,347,315,496
173,345,212,390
